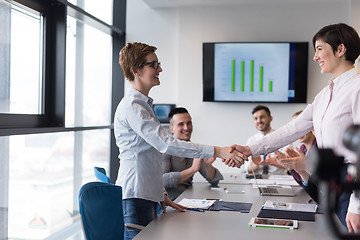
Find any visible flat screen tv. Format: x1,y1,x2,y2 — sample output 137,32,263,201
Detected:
203,42,308,103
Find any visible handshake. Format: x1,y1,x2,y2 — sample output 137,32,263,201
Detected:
214,145,252,168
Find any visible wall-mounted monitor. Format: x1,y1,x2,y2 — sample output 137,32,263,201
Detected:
153,104,176,123
203,42,308,103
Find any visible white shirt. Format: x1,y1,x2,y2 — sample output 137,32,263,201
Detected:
114,87,214,202
248,67,360,214
243,129,287,174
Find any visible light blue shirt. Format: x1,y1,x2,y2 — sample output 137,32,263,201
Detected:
114,87,214,202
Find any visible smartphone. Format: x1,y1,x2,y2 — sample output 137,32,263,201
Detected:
249,217,298,230
246,173,263,179
210,185,223,191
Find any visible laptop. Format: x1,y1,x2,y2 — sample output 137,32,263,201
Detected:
250,165,295,197
258,186,295,197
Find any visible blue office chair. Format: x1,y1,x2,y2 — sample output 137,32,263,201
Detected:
79,181,124,240
79,167,144,239
94,166,110,183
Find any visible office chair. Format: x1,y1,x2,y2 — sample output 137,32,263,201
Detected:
79,168,145,239
94,166,110,183
79,181,145,240
79,181,125,240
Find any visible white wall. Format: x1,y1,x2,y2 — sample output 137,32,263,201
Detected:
126,0,358,173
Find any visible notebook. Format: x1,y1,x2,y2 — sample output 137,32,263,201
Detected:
257,208,315,221
210,201,252,213
250,164,295,197
257,201,316,222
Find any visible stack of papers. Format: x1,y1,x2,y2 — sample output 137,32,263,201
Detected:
177,198,216,210
263,200,317,213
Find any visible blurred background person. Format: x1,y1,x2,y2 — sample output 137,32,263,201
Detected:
242,105,287,175
268,110,319,202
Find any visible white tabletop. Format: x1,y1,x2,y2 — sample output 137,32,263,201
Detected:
134,178,342,240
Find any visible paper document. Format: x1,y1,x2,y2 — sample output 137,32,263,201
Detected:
275,180,298,186
263,200,317,213
178,198,216,209
268,175,294,180
248,179,276,185
268,175,298,186
249,177,298,186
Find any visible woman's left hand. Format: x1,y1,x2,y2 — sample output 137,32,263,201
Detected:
160,194,186,213
279,147,306,172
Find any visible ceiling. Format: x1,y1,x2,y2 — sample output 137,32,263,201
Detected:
143,0,346,8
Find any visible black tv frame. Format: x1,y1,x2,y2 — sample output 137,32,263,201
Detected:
203,42,309,103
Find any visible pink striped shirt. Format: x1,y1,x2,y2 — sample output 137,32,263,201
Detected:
249,67,360,213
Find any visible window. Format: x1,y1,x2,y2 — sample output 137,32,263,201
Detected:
0,2,43,114
67,0,113,25
66,16,112,127
0,0,62,128
0,0,126,239
6,130,110,239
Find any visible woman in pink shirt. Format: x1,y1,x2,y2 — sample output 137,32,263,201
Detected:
226,23,360,232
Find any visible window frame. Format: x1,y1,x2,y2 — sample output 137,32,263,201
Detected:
0,0,126,238
0,0,126,181
0,0,64,128
0,0,125,131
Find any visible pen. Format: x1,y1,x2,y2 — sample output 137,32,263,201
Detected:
187,208,205,212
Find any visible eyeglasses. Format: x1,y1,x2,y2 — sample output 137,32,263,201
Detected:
139,61,161,69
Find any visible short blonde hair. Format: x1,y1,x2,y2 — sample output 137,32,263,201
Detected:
119,42,157,81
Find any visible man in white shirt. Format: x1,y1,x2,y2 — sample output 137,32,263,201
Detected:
243,105,286,175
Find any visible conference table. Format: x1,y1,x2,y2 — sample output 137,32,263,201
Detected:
134,174,342,240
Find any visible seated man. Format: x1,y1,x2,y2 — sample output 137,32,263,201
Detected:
242,105,288,175
162,107,223,200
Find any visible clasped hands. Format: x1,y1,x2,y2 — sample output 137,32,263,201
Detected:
214,146,248,167
220,145,252,168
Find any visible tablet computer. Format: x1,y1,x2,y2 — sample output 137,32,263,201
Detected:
249,217,298,230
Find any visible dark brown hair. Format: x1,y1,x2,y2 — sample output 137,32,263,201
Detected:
168,107,189,120
252,105,271,117
312,23,360,64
